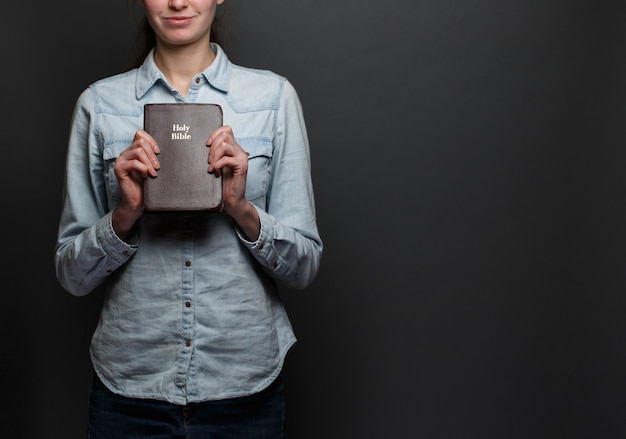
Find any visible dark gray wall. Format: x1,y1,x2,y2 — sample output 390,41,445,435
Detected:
3,1,626,437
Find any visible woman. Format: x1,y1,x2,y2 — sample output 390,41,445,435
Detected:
54,0,322,437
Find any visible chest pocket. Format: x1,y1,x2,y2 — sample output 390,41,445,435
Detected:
103,140,133,206
238,137,273,204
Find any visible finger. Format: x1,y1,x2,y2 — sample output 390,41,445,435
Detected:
135,130,160,154
207,132,230,174
133,136,161,171
122,142,159,178
210,154,249,179
207,126,244,177
207,125,233,145
115,156,151,181
133,130,161,170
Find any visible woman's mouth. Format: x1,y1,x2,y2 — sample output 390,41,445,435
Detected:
164,16,194,26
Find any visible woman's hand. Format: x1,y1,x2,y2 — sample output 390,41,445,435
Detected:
112,130,160,239
207,125,260,240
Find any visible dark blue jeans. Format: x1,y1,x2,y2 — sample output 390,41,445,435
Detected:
87,375,285,439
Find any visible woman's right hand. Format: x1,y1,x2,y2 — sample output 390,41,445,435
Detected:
112,130,160,239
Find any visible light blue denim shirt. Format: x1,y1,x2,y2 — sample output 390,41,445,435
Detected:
54,44,322,404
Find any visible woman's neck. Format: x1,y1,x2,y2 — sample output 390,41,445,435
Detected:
153,42,216,97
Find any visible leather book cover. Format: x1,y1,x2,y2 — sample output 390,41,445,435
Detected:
143,103,223,212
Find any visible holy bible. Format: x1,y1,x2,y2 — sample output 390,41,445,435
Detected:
143,103,223,212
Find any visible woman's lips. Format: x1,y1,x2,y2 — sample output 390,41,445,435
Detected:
164,16,194,26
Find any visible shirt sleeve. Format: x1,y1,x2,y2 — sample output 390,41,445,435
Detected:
54,88,137,297
237,80,323,290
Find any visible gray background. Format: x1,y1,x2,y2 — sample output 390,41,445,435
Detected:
3,1,626,437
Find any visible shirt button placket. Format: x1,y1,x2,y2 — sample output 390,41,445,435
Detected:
177,215,195,391
182,257,194,343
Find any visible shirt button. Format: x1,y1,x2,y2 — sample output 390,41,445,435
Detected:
186,340,191,347
185,301,191,308
185,261,191,267
195,77,201,84
272,261,278,269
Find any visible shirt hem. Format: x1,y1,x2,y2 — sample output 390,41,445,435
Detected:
90,335,297,406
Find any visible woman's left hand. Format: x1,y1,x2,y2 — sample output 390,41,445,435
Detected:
207,125,260,240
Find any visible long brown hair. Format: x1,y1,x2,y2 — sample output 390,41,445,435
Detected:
130,2,230,68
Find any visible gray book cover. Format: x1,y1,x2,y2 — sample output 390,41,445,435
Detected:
143,103,223,212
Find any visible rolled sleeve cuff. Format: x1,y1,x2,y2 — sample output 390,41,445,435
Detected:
236,205,284,273
96,211,139,267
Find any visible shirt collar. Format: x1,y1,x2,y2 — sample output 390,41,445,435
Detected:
135,43,232,99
